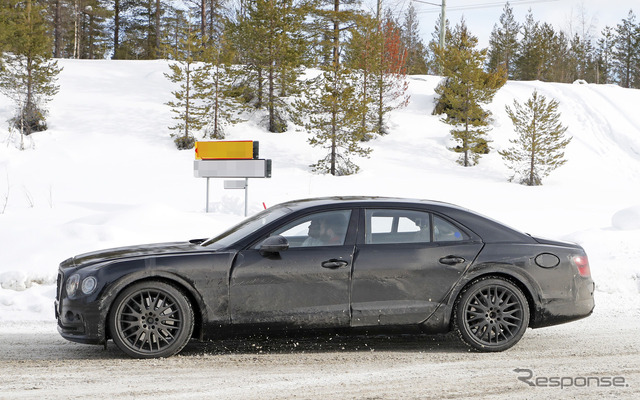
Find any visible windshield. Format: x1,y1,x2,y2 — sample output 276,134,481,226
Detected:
201,205,293,249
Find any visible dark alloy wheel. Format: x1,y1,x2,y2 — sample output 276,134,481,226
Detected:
454,277,529,352
109,281,194,358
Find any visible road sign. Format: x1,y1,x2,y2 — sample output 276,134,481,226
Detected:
193,159,272,178
224,180,247,189
195,141,258,160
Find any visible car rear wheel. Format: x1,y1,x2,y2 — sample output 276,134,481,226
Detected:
109,281,194,358
454,277,529,352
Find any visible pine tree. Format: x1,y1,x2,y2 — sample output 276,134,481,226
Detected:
293,0,370,176
514,10,542,80
612,10,640,88
346,10,409,137
569,33,594,82
487,1,519,78
427,14,451,74
228,0,307,132
499,90,571,186
344,13,377,139
433,20,506,167
401,3,428,75
539,25,570,82
295,67,370,176
205,39,245,139
372,11,409,135
596,26,615,84
0,0,62,140
164,15,210,149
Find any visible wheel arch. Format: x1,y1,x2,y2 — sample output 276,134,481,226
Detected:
445,270,539,331
102,273,206,342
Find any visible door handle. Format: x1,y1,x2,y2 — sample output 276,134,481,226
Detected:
439,255,466,265
321,259,349,269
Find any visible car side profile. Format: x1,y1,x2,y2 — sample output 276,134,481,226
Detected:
55,197,595,358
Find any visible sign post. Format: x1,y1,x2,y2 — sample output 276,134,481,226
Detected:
193,141,271,215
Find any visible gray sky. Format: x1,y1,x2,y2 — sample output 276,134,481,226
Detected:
364,0,637,48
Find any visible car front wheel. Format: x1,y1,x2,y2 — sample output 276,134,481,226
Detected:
109,281,194,358
454,277,529,352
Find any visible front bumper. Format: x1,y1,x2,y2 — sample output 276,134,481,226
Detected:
55,297,106,345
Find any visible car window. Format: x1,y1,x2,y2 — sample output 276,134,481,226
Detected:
366,209,431,244
202,205,293,248
269,210,352,248
433,215,467,242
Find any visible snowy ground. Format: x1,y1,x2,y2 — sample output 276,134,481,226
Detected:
1,59,639,326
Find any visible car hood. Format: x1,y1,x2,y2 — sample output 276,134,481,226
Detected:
60,241,207,270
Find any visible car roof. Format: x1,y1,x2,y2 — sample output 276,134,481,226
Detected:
277,196,465,210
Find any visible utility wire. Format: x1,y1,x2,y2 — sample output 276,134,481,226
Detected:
411,0,559,13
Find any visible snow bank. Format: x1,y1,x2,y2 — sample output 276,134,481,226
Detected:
612,205,640,230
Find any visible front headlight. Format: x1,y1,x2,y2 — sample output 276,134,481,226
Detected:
81,276,98,295
66,274,80,297
65,274,97,297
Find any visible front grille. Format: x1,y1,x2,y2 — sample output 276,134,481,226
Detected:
56,271,63,301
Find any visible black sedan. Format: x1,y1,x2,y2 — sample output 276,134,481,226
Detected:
55,197,595,358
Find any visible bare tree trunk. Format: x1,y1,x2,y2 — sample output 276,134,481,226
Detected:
113,0,121,59
201,0,206,41
54,0,62,58
155,0,161,57
73,0,80,58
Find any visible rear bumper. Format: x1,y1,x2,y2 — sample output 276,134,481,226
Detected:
531,280,595,328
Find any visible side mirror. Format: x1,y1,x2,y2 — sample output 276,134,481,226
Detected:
259,235,289,254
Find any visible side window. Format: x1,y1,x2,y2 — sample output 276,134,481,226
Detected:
366,209,431,244
433,215,467,242
269,210,351,248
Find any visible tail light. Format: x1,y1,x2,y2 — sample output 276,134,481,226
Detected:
573,255,591,277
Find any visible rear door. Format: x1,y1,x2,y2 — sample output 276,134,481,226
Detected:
351,208,483,326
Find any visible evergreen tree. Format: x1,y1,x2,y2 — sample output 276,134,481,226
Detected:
347,10,409,137
500,90,571,186
66,0,112,59
539,24,570,82
433,20,506,167
427,14,450,74
164,16,210,149
205,38,245,139
0,0,62,140
596,26,615,84
487,1,519,78
295,66,370,175
514,10,542,80
228,0,308,132
294,0,370,176
373,11,409,135
569,33,594,82
344,13,377,139
401,3,428,75
612,10,640,88
114,0,167,59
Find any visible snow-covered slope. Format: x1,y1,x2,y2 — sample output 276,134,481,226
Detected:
1,60,639,321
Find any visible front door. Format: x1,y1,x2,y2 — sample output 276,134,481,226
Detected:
229,209,355,328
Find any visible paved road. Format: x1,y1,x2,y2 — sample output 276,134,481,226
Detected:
0,301,638,400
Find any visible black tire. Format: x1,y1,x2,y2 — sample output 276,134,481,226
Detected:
109,281,194,358
454,277,529,352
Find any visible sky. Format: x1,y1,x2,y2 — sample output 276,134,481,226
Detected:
364,0,638,48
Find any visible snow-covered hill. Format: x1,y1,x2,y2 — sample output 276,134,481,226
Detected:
1,59,639,321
